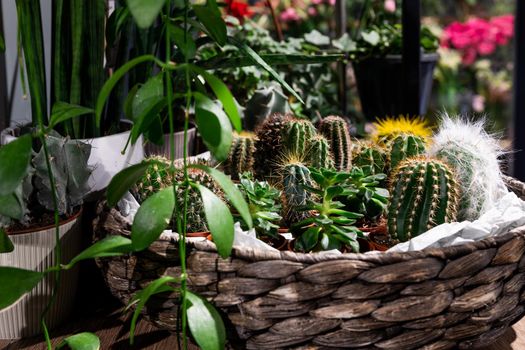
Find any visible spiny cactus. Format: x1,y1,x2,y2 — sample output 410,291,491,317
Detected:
387,157,459,242
135,156,173,202
429,116,507,221
373,115,432,145
280,159,314,226
389,134,426,171
254,113,291,179
223,132,257,180
308,135,334,169
319,115,352,171
283,118,317,155
352,141,387,175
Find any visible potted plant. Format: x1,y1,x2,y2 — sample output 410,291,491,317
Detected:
0,131,91,338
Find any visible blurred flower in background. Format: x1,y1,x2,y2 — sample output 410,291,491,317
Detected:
225,0,253,21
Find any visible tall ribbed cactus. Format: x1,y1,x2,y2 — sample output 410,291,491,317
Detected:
389,134,426,171
224,132,257,180
283,118,317,155
319,116,352,171
387,157,459,242
254,113,291,179
308,135,334,169
281,160,313,226
352,142,387,175
135,156,173,202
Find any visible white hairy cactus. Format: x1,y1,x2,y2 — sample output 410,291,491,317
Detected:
429,114,508,221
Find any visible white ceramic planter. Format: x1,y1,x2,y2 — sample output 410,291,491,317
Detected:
0,212,82,339
144,127,196,160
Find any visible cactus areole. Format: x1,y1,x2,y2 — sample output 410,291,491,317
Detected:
387,157,459,242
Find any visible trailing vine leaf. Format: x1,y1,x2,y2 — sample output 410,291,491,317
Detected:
0,134,32,196
0,192,23,220
186,291,226,350
64,236,133,269
195,184,234,258
189,65,241,132
190,164,253,229
106,160,157,207
130,98,167,144
168,23,196,59
130,74,166,144
56,332,100,350
49,102,94,129
131,186,175,251
194,92,233,162
123,84,140,120
193,0,226,46
128,276,177,345
0,267,44,310
126,0,164,29
0,228,14,253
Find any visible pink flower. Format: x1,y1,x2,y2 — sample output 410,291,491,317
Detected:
327,0,336,5
307,7,317,16
462,47,477,65
311,0,322,4
280,8,300,22
472,95,486,112
477,41,496,55
384,0,396,13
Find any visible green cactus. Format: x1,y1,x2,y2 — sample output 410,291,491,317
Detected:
254,113,291,179
308,135,334,169
135,156,173,202
283,118,317,155
352,142,387,175
319,116,352,171
387,157,459,242
223,132,257,180
389,134,426,171
280,159,314,226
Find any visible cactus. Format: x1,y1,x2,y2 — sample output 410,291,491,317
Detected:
280,159,314,226
352,141,387,175
319,115,352,171
389,134,426,171
373,115,432,145
387,157,459,242
308,135,334,169
283,118,317,155
135,156,173,202
223,132,257,180
429,116,507,221
254,113,291,179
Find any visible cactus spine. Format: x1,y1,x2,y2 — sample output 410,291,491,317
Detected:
352,142,387,175
135,156,173,202
281,160,314,226
224,132,257,180
387,157,459,242
389,134,426,171
308,135,334,169
254,113,291,179
319,116,352,171
283,118,317,155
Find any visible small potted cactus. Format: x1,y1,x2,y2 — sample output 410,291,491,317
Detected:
0,131,91,338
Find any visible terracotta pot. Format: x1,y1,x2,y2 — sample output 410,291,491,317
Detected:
187,231,210,238
359,223,390,252
260,234,288,251
278,227,289,234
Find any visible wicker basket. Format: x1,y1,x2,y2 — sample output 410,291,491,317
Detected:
94,176,525,349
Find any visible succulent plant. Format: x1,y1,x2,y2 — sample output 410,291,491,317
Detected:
318,115,352,171
352,141,387,175
308,135,334,170
236,172,282,237
429,116,507,221
282,118,317,155
223,132,257,180
280,158,314,226
292,168,364,252
387,157,459,242
373,115,432,145
389,134,426,171
254,113,291,179
135,156,173,203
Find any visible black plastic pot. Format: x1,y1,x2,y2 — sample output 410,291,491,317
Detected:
353,53,439,120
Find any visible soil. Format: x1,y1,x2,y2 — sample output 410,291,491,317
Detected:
6,207,81,234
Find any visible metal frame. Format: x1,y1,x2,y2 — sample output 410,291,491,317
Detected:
0,4,8,130
512,0,525,180
401,0,421,117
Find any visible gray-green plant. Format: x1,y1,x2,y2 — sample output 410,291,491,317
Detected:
352,141,387,175
308,135,334,169
283,118,317,155
223,132,257,180
389,134,426,171
281,160,314,227
319,115,352,171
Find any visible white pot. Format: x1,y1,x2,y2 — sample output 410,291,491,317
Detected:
80,130,144,193
144,127,196,160
0,212,83,339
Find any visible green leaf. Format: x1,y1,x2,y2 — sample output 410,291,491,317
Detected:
304,30,330,46
65,236,133,269
131,187,175,251
193,92,232,162
168,23,196,59
361,31,380,46
193,2,227,46
190,164,252,229
124,84,140,120
126,0,164,29
189,65,241,131
106,161,156,207
0,228,14,253
56,332,100,350
0,267,44,310
128,276,177,345
229,37,304,104
0,193,23,220
0,32,5,52
186,291,226,350
0,134,32,196
95,55,158,128
199,53,343,70
49,102,94,129
195,184,234,258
